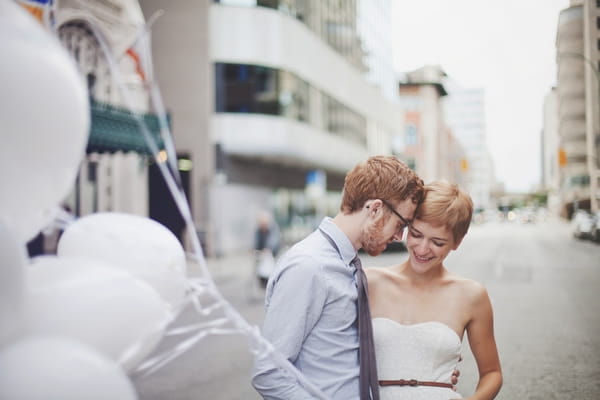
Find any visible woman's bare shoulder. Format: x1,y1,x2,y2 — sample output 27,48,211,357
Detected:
448,274,488,299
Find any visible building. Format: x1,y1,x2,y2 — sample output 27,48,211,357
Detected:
398,65,467,187
357,0,397,103
444,82,495,211
542,87,561,215
555,0,600,216
139,0,402,255
16,0,172,251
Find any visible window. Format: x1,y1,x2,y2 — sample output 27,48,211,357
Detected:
279,71,309,122
405,124,418,146
322,93,367,146
215,0,365,71
214,62,368,144
215,63,310,122
597,16,600,29
570,175,590,186
58,22,110,102
215,63,279,114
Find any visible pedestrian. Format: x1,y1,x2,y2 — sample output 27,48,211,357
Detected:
252,155,445,399
254,210,281,257
367,181,502,399
253,211,281,288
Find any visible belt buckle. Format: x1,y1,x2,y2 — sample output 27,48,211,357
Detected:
408,379,418,386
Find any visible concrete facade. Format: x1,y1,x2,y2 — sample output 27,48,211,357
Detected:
556,0,600,215
444,83,495,211
398,65,468,188
139,0,402,255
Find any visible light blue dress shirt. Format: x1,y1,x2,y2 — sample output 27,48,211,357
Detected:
252,217,360,399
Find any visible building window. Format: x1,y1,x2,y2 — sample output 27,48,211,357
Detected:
214,0,365,72
279,70,309,122
597,16,600,29
322,93,367,146
570,175,590,187
597,0,600,8
215,62,368,145
215,63,279,115
215,63,310,122
400,96,421,111
58,21,110,102
405,124,418,145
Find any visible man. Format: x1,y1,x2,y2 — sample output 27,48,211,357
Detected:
252,155,424,399
254,211,282,288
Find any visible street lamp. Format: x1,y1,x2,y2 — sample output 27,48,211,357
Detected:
557,51,600,213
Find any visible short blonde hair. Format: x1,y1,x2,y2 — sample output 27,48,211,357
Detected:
415,181,473,243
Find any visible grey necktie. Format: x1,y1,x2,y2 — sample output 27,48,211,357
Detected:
353,256,380,400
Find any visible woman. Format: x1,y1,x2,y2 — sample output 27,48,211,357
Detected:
366,181,502,399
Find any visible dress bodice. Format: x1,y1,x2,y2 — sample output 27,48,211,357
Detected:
373,318,463,399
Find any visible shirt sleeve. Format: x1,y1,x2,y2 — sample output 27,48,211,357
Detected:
251,253,328,399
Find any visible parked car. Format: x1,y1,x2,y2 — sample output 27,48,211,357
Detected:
384,240,407,252
571,210,596,240
590,211,600,243
359,240,407,254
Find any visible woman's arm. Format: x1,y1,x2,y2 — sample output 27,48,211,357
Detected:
463,284,503,400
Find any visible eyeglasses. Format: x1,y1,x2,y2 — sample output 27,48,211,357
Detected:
381,199,410,231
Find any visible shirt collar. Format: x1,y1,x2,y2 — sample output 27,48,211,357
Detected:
318,217,358,265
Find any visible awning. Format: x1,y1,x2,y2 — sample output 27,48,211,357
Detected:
88,100,167,155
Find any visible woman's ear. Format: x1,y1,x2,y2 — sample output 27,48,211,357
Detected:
452,237,463,250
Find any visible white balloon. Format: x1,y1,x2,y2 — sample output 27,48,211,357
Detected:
0,1,89,243
57,212,188,311
0,222,27,348
25,256,172,371
0,335,137,400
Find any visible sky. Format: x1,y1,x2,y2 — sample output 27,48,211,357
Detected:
391,0,570,193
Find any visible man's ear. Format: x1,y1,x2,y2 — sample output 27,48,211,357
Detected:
368,199,383,212
364,200,375,210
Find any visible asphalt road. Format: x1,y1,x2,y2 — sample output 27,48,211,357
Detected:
134,218,600,399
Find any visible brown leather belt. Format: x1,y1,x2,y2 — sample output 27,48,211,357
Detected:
379,379,453,389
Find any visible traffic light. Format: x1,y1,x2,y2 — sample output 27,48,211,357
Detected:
558,148,567,167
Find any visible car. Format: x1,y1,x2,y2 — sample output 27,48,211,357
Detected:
358,240,407,254
590,211,600,243
384,240,407,252
571,210,596,240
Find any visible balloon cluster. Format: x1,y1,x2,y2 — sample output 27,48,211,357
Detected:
0,2,328,399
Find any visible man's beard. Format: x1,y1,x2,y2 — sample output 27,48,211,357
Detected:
361,217,387,256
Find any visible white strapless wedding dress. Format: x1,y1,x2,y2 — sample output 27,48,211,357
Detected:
373,318,463,400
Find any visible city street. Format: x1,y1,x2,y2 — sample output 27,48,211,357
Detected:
134,217,600,399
